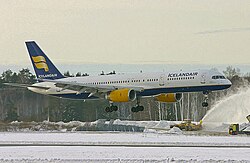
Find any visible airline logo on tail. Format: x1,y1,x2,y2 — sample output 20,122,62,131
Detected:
32,56,49,72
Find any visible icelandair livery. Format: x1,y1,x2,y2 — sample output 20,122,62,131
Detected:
6,41,232,113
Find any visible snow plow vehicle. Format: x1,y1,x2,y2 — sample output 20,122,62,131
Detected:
229,115,250,135
170,119,202,131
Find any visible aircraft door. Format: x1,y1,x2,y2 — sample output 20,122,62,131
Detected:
127,78,131,85
201,73,206,84
159,74,165,86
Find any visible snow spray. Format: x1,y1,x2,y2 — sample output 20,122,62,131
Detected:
202,88,250,128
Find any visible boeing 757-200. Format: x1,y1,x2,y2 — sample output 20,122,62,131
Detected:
5,41,232,112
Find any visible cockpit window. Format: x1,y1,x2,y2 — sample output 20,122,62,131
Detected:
212,75,226,79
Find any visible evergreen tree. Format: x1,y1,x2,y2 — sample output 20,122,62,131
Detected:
76,72,82,77
18,68,35,84
2,70,15,82
62,105,81,122
64,71,74,77
4,106,19,122
223,66,241,79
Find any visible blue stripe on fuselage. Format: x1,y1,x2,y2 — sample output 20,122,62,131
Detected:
52,93,98,100
139,84,231,96
50,84,231,100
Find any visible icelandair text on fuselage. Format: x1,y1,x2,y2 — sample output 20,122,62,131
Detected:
38,74,58,78
168,72,198,78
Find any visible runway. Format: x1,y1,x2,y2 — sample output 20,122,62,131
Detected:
0,132,249,162
0,145,249,163
0,142,250,148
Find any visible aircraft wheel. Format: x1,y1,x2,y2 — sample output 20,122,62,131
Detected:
131,107,136,112
111,105,118,112
105,107,111,112
202,102,208,107
138,106,144,111
110,105,118,112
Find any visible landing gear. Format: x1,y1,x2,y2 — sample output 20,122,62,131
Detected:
202,91,209,107
202,101,209,107
105,103,118,113
131,105,144,113
131,98,144,113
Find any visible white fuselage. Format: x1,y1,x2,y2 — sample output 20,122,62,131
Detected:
28,69,231,100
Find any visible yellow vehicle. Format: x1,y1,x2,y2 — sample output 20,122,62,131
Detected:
228,124,239,135
229,115,250,135
170,119,202,131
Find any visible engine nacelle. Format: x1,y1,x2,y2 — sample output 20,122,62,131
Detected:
155,93,182,103
106,88,136,102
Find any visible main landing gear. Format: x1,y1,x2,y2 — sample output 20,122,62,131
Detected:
202,91,209,107
105,103,118,113
105,98,145,113
131,98,144,113
105,104,144,113
131,105,144,113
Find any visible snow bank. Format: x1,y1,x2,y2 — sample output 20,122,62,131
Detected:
3,119,249,134
167,127,183,134
1,120,145,132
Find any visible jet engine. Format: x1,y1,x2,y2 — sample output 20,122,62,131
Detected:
106,88,136,102
155,93,182,103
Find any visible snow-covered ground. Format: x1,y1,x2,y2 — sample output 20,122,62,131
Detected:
0,132,249,162
1,146,249,163
1,132,250,146
0,119,249,162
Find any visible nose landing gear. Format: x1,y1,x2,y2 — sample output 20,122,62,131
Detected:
202,101,208,107
202,91,209,107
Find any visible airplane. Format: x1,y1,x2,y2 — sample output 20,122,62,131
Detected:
5,41,232,113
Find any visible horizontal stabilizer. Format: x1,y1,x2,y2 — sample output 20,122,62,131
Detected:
3,83,50,90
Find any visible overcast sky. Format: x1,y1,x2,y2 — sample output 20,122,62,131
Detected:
1,0,250,66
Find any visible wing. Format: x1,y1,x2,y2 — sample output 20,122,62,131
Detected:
40,79,144,97
3,83,50,90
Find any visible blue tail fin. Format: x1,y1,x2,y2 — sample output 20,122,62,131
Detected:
25,41,65,80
